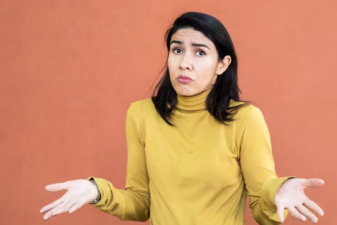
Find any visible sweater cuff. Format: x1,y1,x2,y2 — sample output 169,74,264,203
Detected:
261,176,296,220
86,176,116,207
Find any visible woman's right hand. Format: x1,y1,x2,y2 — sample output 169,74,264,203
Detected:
40,179,98,220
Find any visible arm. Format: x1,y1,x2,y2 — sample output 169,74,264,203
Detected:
87,102,150,221
240,106,296,225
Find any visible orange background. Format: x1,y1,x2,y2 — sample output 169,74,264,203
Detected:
0,1,336,224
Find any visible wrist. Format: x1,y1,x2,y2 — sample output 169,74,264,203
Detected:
88,178,101,204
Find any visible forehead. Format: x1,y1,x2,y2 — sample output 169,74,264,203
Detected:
171,28,211,44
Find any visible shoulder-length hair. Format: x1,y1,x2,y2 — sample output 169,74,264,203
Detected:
151,12,251,126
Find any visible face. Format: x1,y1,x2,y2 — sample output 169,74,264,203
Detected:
168,28,231,96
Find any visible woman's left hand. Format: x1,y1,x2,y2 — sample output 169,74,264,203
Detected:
274,178,324,223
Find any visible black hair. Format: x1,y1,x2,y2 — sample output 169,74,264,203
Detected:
151,12,251,126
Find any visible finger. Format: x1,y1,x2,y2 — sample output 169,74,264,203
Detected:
304,198,324,216
69,200,86,214
43,201,67,220
43,206,58,221
43,200,72,220
50,200,76,216
276,205,285,222
288,206,306,221
296,205,318,223
40,198,64,214
302,179,325,188
45,182,70,192
64,201,77,213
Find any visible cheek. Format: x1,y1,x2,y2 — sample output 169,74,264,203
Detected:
167,56,174,71
168,56,180,79
196,56,214,68
195,60,216,78
167,58,177,84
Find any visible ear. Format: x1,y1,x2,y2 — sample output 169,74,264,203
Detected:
216,55,231,75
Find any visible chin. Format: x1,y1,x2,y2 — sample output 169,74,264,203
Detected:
174,87,198,96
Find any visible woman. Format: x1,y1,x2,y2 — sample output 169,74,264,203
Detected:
40,12,324,224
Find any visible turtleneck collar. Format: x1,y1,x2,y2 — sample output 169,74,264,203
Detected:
176,89,211,112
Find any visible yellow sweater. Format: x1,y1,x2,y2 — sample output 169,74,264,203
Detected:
88,89,295,225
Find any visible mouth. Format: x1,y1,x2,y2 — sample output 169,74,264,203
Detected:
177,75,192,84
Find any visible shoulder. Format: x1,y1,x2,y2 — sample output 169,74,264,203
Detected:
127,97,154,116
229,100,265,126
126,97,156,126
125,98,154,142
229,101,269,148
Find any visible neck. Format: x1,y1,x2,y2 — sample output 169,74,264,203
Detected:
176,89,211,112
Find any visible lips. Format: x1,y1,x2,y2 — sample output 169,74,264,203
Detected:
177,75,192,84
177,75,192,81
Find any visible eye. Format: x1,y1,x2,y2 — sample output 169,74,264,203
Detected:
173,48,182,54
171,48,206,56
197,50,206,56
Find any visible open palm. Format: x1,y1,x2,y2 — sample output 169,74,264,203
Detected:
40,179,98,220
274,178,324,223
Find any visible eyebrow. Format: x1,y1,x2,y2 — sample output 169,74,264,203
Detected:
170,40,210,50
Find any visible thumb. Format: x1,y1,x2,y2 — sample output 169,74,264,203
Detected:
45,181,70,192
277,205,285,223
302,178,325,188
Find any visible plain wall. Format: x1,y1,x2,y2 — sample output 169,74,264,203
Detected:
0,0,336,224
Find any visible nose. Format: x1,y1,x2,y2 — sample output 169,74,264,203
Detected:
179,53,192,71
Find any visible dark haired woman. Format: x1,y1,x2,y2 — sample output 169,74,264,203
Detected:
40,12,324,225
